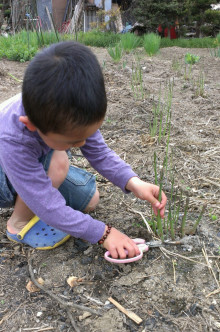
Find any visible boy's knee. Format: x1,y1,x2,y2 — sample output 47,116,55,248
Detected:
48,151,69,188
84,188,99,212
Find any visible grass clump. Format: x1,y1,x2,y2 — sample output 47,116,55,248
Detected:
77,30,120,48
160,37,216,49
120,33,141,53
143,33,161,56
108,43,123,63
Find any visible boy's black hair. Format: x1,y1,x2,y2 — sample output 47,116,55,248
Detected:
22,41,107,134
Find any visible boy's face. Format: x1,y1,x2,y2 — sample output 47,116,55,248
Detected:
37,119,104,150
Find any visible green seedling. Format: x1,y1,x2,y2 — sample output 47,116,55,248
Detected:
184,53,200,65
8,73,22,82
172,58,181,72
180,196,189,238
191,204,207,234
122,61,127,69
156,168,164,240
210,214,218,221
194,71,205,97
131,60,144,100
183,64,192,80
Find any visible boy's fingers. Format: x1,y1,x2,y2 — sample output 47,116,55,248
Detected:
109,247,120,259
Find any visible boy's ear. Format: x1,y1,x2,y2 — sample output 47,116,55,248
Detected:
19,116,37,132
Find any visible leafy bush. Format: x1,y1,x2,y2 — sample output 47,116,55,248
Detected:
143,33,161,56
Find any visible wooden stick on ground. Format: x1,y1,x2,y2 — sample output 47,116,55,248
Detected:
108,297,142,325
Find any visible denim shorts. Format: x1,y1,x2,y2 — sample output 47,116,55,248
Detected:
0,150,96,211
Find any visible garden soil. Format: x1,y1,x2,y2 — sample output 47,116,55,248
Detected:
0,46,220,332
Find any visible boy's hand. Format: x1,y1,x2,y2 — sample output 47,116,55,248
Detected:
102,227,140,259
126,177,167,218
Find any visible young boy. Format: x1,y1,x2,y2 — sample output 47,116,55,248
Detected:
0,41,167,259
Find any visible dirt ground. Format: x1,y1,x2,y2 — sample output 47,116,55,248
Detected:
0,46,220,332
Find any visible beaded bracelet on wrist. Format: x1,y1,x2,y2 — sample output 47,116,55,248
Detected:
98,224,112,245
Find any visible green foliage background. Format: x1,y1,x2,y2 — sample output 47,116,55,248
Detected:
132,0,220,37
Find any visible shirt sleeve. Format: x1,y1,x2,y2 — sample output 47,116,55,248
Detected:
80,130,138,193
0,138,105,244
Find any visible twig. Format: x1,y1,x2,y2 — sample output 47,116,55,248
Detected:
206,288,220,298
172,259,176,284
22,327,53,331
122,200,153,234
67,309,80,332
0,302,24,325
151,304,179,327
160,247,208,266
202,246,219,288
28,258,101,316
108,297,142,325
200,178,220,188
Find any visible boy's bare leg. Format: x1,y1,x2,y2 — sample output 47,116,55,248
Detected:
84,188,99,212
7,151,70,234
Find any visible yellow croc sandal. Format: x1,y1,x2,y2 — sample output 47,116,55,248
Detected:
6,215,71,250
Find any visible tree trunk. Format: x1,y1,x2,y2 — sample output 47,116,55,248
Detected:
0,0,7,30
67,0,84,33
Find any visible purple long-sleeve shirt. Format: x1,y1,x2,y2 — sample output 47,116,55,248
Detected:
0,94,137,243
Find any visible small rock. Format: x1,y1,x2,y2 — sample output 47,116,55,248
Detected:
84,246,93,255
79,312,92,321
36,311,43,317
182,245,193,252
